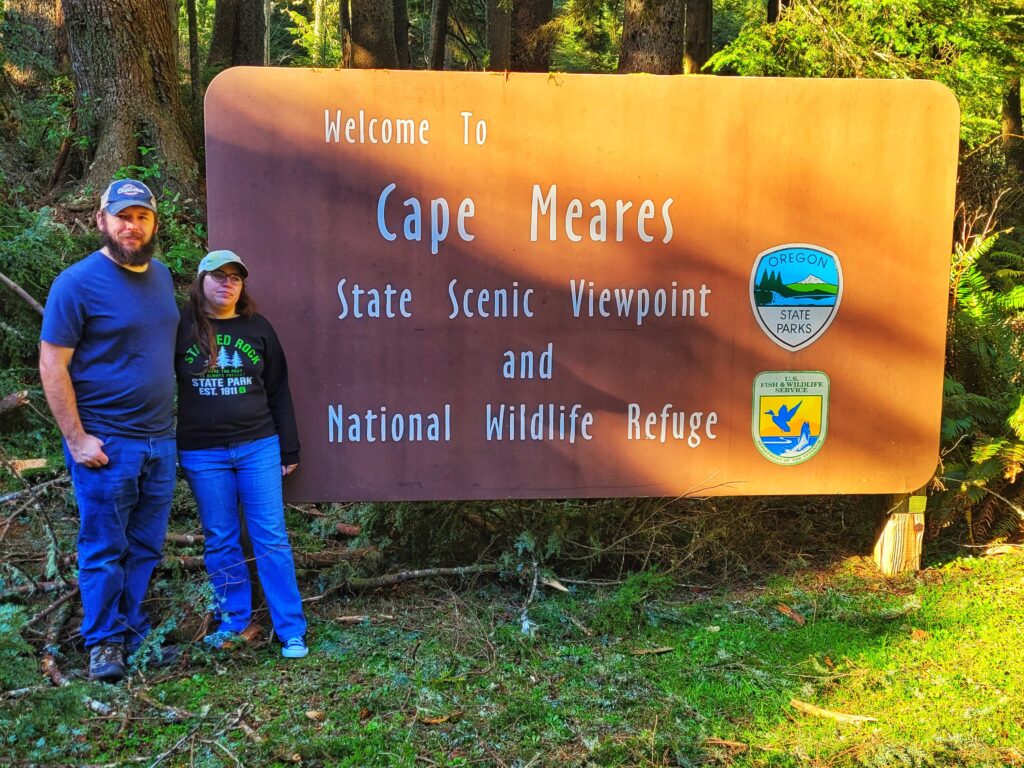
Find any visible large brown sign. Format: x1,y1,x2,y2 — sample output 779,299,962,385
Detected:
205,69,959,501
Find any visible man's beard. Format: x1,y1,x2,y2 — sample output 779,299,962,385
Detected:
103,232,156,267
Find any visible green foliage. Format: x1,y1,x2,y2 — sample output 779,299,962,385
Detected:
0,203,80,369
0,605,34,690
590,568,673,634
551,0,623,73
708,0,1021,145
286,3,342,67
937,232,1024,541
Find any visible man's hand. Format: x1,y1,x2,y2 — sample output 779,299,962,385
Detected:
68,433,109,467
282,463,298,477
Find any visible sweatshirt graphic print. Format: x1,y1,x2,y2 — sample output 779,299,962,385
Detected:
175,311,300,463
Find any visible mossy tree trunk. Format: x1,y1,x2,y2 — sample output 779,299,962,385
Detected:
63,0,197,196
619,0,685,74
682,0,711,74
510,0,553,72
394,0,411,68
428,0,450,70
351,0,399,68
207,0,266,68
1002,76,1024,175
486,0,511,70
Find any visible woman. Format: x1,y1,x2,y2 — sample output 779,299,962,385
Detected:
175,250,309,659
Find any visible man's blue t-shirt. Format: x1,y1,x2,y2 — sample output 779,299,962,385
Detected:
40,251,178,438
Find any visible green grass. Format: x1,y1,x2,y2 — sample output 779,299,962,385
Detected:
785,283,839,295
2,554,1023,766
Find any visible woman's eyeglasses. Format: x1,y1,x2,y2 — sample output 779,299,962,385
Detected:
207,271,244,286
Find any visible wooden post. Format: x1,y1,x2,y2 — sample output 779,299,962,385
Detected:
873,490,926,576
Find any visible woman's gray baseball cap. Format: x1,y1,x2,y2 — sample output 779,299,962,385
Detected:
198,250,249,278
100,179,157,214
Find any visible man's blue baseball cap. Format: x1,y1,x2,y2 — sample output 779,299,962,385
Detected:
100,178,157,215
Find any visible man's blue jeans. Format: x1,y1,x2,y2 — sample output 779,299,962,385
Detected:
65,434,176,651
178,435,306,642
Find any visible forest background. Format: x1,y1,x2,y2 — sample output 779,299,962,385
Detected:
1,1,1024,766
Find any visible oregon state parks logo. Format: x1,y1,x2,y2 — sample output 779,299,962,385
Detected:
750,244,842,351
752,371,829,465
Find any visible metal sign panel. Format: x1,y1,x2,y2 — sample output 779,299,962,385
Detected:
205,69,959,500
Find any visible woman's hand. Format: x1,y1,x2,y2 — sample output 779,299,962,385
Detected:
282,463,298,477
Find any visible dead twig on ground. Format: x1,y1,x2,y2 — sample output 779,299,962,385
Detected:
0,684,50,702
164,532,205,547
0,579,74,601
346,563,499,591
790,698,877,724
134,691,195,723
333,614,396,624
25,585,79,628
0,473,70,504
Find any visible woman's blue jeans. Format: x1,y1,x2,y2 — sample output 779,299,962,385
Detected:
178,435,306,641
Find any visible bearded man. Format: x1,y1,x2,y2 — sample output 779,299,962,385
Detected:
40,179,178,682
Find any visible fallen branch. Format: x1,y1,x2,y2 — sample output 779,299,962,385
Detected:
346,563,499,591
0,684,50,702
630,646,674,656
286,503,325,517
164,532,205,547
60,546,377,573
333,614,395,624
0,270,44,316
0,579,76,601
0,473,70,504
705,738,749,752
790,698,877,724
0,390,29,419
160,546,377,572
26,585,79,628
135,691,195,723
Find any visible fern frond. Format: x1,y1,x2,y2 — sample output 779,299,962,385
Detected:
1008,395,1024,440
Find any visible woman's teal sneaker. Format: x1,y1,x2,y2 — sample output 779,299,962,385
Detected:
281,637,309,658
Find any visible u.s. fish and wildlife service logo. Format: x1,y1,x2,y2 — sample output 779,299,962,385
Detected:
750,244,842,351
752,371,829,465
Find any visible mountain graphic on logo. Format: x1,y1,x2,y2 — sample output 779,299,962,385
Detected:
784,274,839,296
753,270,837,304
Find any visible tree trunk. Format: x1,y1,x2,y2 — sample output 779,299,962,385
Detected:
1002,76,1024,175
186,0,201,142
63,0,197,194
486,0,511,70
351,0,399,68
682,0,711,74
264,0,271,65
619,0,685,75
394,0,411,68
340,0,353,67
767,0,790,23
207,0,265,68
510,0,553,72
168,0,180,55
313,0,326,65
428,0,450,70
